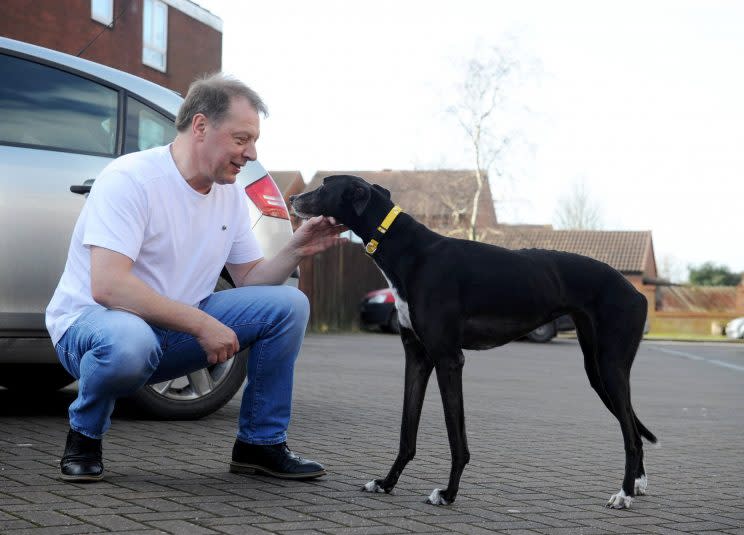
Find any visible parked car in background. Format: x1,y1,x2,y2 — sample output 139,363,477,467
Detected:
0,36,296,418
359,288,575,342
725,317,744,339
360,289,401,334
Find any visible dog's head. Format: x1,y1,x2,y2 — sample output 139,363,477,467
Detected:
290,175,392,230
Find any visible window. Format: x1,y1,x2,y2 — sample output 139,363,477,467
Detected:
0,54,118,155
143,0,168,72
124,97,177,154
91,0,114,25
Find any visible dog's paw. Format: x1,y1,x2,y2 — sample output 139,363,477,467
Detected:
425,488,451,506
362,479,385,493
606,489,633,509
634,475,648,496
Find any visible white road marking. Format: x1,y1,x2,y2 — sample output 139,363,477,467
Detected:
652,347,744,372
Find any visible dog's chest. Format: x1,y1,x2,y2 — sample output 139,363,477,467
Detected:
382,275,413,331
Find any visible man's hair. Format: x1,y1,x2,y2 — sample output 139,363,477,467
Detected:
175,73,268,132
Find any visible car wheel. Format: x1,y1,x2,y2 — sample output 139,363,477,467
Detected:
526,322,556,343
0,363,74,391
123,276,248,419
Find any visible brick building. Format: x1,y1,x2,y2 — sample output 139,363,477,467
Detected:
309,170,498,233
0,0,221,95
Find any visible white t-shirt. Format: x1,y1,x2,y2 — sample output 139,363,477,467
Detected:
46,145,263,345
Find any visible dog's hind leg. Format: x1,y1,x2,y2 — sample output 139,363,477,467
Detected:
592,297,649,509
425,349,469,505
363,329,433,495
573,311,616,417
600,362,641,509
575,306,657,506
575,311,635,507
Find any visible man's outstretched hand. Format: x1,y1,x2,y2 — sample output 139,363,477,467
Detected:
291,216,348,257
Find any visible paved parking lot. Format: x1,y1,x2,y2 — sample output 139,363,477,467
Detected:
1,334,743,534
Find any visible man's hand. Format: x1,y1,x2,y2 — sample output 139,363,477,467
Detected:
225,216,348,287
290,216,348,258
196,316,240,364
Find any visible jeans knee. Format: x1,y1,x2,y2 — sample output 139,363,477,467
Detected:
288,287,310,323
96,316,161,383
273,286,309,326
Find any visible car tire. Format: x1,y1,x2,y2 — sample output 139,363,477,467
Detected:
0,363,74,391
526,322,556,343
122,276,248,420
122,350,249,420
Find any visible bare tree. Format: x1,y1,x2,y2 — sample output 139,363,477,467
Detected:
448,44,522,241
658,254,686,284
554,181,603,230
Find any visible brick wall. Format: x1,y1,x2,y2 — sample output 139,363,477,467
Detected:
0,0,221,95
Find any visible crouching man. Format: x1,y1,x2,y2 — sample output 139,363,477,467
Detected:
46,73,344,482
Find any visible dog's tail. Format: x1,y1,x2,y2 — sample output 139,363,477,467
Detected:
634,412,657,444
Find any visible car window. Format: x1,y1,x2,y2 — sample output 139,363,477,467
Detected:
124,96,176,153
0,53,118,155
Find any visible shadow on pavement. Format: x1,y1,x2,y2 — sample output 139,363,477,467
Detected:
0,386,153,420
0,387,75,417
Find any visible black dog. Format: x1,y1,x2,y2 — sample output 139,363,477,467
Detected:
290,175,656,509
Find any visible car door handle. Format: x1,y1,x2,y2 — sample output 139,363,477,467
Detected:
70,184,92,194
70,179,96,195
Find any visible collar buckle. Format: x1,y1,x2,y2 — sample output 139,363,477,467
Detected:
365,205,402,256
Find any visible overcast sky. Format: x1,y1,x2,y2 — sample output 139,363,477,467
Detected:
196,0,743,280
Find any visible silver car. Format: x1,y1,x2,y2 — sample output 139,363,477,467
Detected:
0,36,297,418
725,317,744,339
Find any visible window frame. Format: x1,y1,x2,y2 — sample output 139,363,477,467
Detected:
0,52,121,157
0,48,176,157
142,0,168,73
91,0,114,26
123,95,178,154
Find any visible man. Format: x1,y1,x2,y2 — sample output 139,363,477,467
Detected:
46,74,343,482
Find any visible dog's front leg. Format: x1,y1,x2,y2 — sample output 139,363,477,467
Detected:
426,351,469,505
363,329,433,495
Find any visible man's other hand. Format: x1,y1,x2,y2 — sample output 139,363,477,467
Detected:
196,316,240,364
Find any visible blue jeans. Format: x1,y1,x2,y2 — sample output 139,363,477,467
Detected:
54,285,310,444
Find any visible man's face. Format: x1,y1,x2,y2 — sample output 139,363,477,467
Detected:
201,96,261,187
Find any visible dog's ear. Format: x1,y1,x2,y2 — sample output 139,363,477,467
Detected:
351,184,371,215
373,184,391,199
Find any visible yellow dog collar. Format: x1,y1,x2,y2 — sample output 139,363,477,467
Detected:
365,205,403,255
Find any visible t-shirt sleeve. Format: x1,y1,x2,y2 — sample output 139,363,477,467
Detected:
226,195,264,264
82,170,147,261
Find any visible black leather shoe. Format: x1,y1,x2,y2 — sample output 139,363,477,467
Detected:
60,429,104,482
229,440,326,480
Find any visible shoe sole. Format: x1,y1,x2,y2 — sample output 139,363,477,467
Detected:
229,461,326,480
59,472,104,482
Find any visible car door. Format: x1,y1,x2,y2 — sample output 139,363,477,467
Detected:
0,51,119,334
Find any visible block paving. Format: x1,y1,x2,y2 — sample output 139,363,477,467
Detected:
1,334,743,534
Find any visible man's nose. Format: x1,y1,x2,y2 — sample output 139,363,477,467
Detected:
243,143,257,161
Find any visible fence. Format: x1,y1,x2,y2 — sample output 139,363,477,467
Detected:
299,241,387,332
651,311,741,335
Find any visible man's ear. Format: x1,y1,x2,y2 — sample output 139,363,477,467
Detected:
192,113,207,138
372,184,391,199
352,184,371,215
